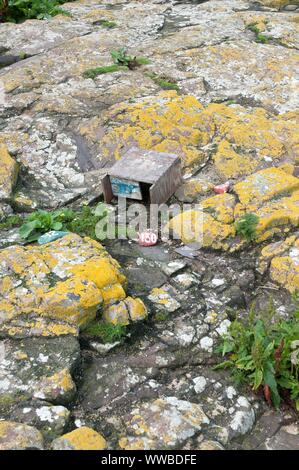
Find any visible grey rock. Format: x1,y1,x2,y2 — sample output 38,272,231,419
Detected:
0,337,80,407
8,400,70,440
0,421,44,450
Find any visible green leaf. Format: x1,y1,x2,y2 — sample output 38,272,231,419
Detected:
213,360,235,370
264,366,280,409
253,369,263,389
52,222,63,231
19,220,41,239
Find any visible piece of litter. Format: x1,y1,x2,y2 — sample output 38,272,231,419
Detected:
213,181,230,194
38,231,69,245
175,245,199,259
138,231,158,247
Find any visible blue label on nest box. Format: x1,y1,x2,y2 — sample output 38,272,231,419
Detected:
110,177,142,200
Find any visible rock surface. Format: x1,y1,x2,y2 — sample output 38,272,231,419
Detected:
0,234,145,336
0,421,44,450
0,0,298,451
51,426,107,450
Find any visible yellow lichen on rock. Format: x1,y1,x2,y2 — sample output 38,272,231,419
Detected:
0,145,18,200
0,421,44,450
51,426,107,450
202,193,236,225
103,296,147,325
259,234,299,293
213,140,257,180
168,209,235,250
168,165,299,250
86,92,298,180
0,234,144,336
34,368,76,404
234,167,299,208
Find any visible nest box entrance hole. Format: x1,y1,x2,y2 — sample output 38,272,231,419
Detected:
139,182,151,203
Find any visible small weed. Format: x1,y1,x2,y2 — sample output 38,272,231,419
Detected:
83,48,149,79
256,33,270,44
246,23,260,35
246,23,271,44
226,100,237,106
154,310,169,323
99,19,117,28
235,213,259,242
19,208,73,242
19,204,109,242
111,48,150,69
0,214,22,231
83,64,125,79
84,321,127,343
65,205,106,239
214,304,299,410
146,72,180,92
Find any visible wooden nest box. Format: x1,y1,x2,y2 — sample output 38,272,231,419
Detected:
102,147,182,204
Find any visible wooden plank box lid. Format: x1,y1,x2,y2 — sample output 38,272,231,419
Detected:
102,147,182,205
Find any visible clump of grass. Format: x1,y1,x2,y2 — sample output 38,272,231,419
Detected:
99,19,117,28
246,23,271,44
235,213,259,242
146,72,180,92
111,48,150,69
0,214,22,231
84,321,127,343
83,64,125,79
83,47,150,79
65,205,105,239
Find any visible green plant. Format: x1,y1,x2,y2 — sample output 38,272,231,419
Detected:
84,321,127,343
0,214,22,231
215,306,299,410
99,19,117,28
19,208,74,242
235,213,259,242
246,23,271,44
65,205,105,239
1,0,71,23
83,48,149,79
146,72,180,92
111,48,150,69
83,64,125,79
19,204,110,242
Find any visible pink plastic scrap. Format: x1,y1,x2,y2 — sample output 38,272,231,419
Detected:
138,231,158,247
213,181,230,194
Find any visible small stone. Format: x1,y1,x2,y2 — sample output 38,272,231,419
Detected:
193,376,207,394
51,426,107,450
121,397,209,450
230,409,255,438
198,440,224,450
148,287,181,312
161,260,187,276
173,273,199,289
0,421,44,450
211,278,226,287
225,386,237,400
200,336,214,352
283,5,298,11
103,300,130,326
10,402,70,439
103,297,147,325
216,319,231,337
